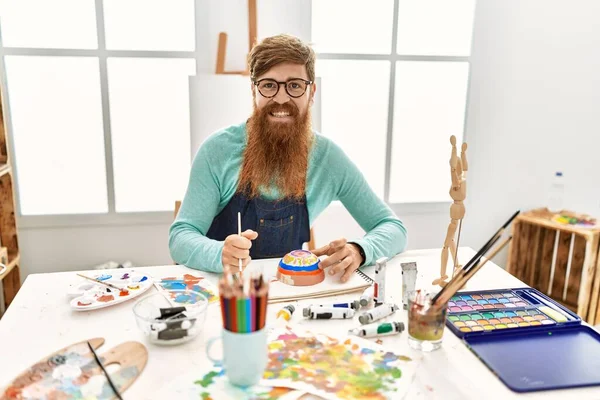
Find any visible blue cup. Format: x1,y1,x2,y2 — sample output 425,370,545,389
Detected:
206,328,268,387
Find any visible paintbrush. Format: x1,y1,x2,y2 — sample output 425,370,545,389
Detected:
461,210,520,272
431,234,501,306
87,341,123,400
77,273,129,293
433,236,512,307
238,211,243,276
431,210,520,305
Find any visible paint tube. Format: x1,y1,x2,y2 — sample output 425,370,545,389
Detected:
360,286,374,307
374,257,388,305
349,321,405,338
401,262,418,310
276,305,295,322
306,300,360,310
303,306,355,319
358,303,399,325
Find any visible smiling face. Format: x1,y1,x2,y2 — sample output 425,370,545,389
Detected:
252,62,315,125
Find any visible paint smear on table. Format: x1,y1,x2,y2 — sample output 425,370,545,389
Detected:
261,328,416,400
154,273,218,305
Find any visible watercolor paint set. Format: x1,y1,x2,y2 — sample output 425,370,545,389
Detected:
446,287,600,392
446,287,576,336
68,271,153,311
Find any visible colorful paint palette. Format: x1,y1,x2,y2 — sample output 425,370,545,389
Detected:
448,309,557,333
69,271,153,311
448,291,531,312
446,288,579,338
445,288,600,393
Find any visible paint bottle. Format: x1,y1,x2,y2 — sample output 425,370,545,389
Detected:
307,300,360,310
401,262,418,310
374,257,388,305
276,304,295,322
358,303,399,325
349,321,405,338
360,286,374,307
303,306,355,319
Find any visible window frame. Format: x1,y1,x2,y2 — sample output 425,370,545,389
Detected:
314,0,475,212
0,0,201,228
0,0,475,229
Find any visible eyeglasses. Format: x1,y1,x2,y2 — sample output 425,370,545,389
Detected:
253,78,313,98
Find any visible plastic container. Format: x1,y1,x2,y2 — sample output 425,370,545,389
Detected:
547,171,565,212
133,290,208,345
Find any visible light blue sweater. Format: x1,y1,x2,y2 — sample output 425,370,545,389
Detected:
169,122,408,272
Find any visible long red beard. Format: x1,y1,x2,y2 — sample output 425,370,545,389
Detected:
238,101,312,199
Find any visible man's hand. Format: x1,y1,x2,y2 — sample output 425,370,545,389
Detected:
222,229,258,274
312,238,365,282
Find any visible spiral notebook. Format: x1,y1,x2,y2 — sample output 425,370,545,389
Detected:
266,267,374,304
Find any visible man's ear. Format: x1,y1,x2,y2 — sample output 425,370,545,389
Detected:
310,81,317,105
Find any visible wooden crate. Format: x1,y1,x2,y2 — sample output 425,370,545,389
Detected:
506,209,600,324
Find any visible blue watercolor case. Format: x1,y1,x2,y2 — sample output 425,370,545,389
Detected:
445,287,600,392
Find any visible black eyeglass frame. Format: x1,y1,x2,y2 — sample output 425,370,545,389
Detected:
253,78,313,98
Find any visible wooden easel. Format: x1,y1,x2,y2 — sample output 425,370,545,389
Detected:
215,0,257,75
433,135,468,287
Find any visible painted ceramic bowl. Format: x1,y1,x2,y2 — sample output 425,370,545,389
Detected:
277,249,324,286
133,289,208,346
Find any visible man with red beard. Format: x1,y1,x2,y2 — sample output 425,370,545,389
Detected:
170,34,407,282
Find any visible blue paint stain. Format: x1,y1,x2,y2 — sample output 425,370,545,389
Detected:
139,276,148,282
161,281,186,290
97,274,112,281
175,293,192,303
361,348,376,355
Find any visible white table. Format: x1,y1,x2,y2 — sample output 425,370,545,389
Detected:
1,247,599,399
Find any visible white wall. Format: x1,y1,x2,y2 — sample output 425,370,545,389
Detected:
462,0,600,267
18,0,600,278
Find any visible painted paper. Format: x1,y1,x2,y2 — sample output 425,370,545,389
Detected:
157,365,304,400
261,328,415,400
154,273,218,305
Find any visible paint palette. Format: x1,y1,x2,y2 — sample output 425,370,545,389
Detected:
444,287,600,393
1,338,147,399
446,288,578,337
69,271,153,311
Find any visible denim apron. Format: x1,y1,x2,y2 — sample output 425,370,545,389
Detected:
205,191,311,259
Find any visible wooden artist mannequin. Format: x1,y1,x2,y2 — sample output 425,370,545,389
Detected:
433,136,468,287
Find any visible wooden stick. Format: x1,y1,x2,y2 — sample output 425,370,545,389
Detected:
216,32,227,74
247,0,257,52
77,273,128,293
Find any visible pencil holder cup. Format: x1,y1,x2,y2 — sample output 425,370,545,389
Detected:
206,328,268,387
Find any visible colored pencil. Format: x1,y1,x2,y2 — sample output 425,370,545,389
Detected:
218,271,268,333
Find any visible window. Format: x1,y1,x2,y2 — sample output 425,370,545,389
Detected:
0,0,196,221
313,0,476,204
